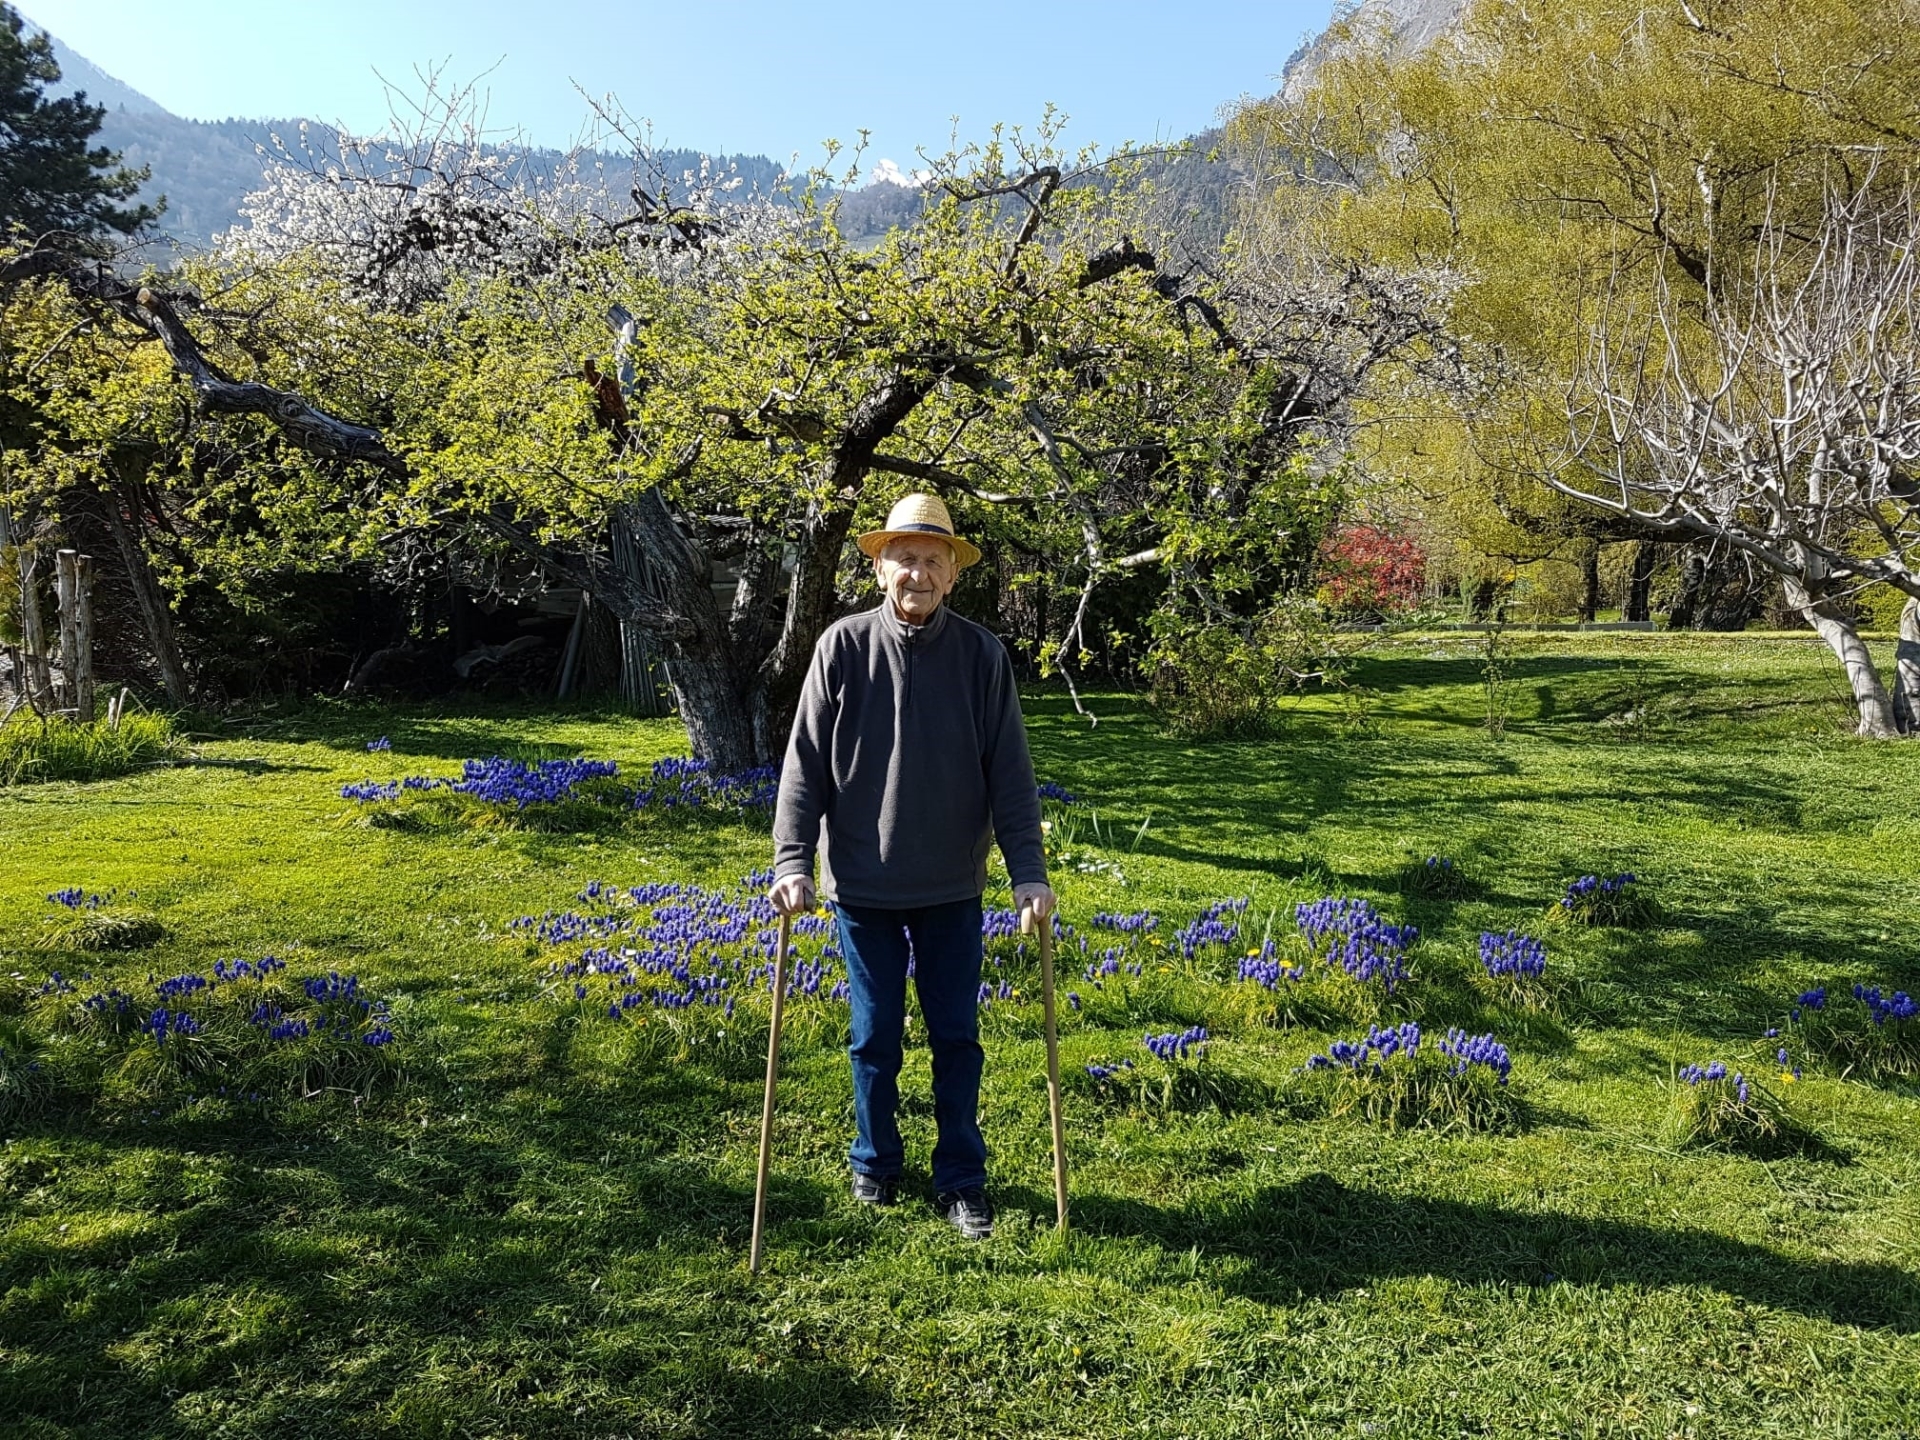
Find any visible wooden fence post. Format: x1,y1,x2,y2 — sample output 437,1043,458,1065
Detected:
55,549,82,718
18,544,58,714
72,553,96,723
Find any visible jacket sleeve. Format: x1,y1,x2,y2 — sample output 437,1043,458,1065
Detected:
982,643,1048,888
772,639,834,881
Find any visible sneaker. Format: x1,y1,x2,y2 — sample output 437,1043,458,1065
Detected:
851,1172,898,1207
934,1186,994,1240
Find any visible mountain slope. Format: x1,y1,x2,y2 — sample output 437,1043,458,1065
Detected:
35,23,169,116
15,15,790,249
1283,0,1466,94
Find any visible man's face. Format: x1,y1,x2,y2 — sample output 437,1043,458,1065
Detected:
875,536,957,623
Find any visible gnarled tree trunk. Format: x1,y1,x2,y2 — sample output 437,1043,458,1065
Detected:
1783,570,1898,737
1894,597,1920,736
619,492,761,772
100,479,191,706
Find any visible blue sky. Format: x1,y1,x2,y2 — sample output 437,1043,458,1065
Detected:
19,1,1335,175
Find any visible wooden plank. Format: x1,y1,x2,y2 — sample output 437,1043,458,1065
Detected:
73,553,96,723
55,549,81,717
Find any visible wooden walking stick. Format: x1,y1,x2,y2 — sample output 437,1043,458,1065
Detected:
749,912,793,1273
1028,906,1071,1235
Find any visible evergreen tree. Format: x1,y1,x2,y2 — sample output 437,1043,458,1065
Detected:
0,3,157,241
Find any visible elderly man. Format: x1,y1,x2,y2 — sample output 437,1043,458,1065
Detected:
769,493,1055,1240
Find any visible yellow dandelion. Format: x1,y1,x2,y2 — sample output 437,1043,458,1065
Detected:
1779,1071,1797,1084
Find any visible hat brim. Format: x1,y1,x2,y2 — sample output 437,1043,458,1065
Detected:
857,527,982,569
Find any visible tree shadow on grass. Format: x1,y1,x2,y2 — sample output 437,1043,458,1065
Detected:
3,1080,889,1440
1075,1172,1918,1332
171,755,333,775
232,701,679,764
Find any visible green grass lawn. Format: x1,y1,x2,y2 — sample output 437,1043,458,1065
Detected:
2,633,1917,1439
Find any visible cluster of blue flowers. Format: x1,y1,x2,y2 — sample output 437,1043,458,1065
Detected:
304,971,363,1004
1479,930,1547,979
366,736,392,752
453,756,620,807
1176,899,1248,960
38,970,77,995
1295,897,1419,993
1085,1058,1135,1082
1304,1021,1424,1071
530,874,852,1020
81,988,134,1017
47,887,122,910
1035,782,1079,804
1237,939,1305,991
1081,948,1129,986
214,956,286,982
342,751,796,816
1679,1059,1751,1103
71,957,395,1058
140,1008,202,1044
1143,1026,1209,1061
1091,910,1157,933
630,757,781,814
1854,984,1917,1027
249,1004,310,1042
1435,1028,1512,1083
156,973,212,1003
1560,873,1638,910
1793,987,1827,1019
342,755,621,808
298,970,394,1046
510,909,632,946
981,909,1025,942
977,977,1021,1008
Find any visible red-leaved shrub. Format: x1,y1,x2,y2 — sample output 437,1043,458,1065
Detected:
1318,525,1427,616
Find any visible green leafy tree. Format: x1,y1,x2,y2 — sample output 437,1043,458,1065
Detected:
3,96,1442,752
0,4,156,241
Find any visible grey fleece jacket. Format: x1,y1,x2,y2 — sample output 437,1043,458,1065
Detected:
772,602,1048,908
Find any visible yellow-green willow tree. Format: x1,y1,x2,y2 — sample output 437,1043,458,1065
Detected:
1237,0,1920,729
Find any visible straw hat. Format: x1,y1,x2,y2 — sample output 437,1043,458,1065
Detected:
856,493,982,569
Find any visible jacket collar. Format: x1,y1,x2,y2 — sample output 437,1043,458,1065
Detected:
878,599,951,644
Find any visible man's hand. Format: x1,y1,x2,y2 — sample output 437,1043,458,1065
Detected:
768,874,816,917
1015,882,1057,935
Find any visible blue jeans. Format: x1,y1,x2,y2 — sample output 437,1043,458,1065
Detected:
833,895,987,1195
